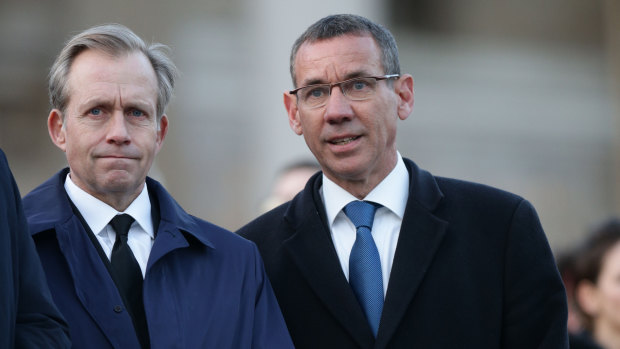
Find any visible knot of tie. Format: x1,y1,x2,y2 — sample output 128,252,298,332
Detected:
110,214,135,239
343,201,379,230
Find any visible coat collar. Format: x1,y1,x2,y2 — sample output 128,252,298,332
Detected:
23,168,75,234
25,168,214,250
22,169,217,347
282,158,448,349
144,176,214,248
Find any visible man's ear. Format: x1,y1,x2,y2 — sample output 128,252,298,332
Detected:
48,109,67,152
284,91,303,135
395,74,414,121
155,115,169,154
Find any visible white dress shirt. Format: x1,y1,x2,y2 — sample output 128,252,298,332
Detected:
321,152,409,296
64,174,155,277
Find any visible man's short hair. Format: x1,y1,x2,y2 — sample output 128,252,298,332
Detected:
289,14,400,87
49,23,178,119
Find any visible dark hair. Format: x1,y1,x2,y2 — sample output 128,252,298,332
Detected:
289,14,400,87
573,218,620,330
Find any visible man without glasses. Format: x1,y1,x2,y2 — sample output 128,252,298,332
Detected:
23,23,293,348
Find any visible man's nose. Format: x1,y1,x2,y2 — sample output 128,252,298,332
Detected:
106,112,131,144
323,86,354,123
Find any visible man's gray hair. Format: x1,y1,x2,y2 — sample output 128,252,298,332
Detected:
289,14,400,87
49,23,178,119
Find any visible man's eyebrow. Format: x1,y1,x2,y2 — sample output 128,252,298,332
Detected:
123,100,154,111
299,71,371,87
80,97,113,109
299,78,328,87
342,71,368,80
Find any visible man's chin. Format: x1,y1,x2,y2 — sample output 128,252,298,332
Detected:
101,174,142,193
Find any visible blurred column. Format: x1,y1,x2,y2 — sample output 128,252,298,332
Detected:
606,0,620,211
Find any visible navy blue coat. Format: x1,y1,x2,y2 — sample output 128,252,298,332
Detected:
0,150,70,348
238,158,568,348
23,168,293,348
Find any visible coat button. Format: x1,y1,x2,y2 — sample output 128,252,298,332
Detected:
113,305,123,313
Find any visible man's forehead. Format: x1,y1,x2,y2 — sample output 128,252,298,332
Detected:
68,50,156,85
64,49,158,106
294,34,382,84
296,34,378,58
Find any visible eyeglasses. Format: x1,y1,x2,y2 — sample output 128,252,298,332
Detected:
289,74,400,109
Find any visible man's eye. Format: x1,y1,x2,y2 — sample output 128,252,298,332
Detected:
89,108,102,116
352,80,369,90
130,109,145,117
304,87,326,99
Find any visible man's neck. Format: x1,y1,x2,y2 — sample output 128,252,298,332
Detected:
98,191,142,212
69,175,145,211
324,153,398,200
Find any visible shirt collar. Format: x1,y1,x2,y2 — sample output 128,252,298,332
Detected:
321,152,409,226
64,173,154,238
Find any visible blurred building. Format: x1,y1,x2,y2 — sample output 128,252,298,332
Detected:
0,0,618,250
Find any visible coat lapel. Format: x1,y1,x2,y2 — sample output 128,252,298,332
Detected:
55,212,141,348
282,175,375,349
26,169,141,348
144,177,214,272
375,159,448,349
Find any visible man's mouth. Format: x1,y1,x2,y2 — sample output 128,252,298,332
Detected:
101,156,133,160
330,136,359,145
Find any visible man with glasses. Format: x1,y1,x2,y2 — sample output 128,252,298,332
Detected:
238,14,568,348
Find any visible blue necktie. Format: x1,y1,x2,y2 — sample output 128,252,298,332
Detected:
344,200,383,337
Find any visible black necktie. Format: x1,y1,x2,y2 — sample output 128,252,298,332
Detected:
109,214,150,348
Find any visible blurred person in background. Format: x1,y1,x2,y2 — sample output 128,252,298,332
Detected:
556,249,585,335
0,148,70,348
573,218,620,349
260,160,320,212
238,13,568,348
22,23,292,348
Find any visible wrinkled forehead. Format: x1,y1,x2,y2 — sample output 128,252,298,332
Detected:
294,34,383,85
64,49,159,108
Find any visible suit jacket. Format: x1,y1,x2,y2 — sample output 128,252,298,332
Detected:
0,150,70,348
238,158,568,348
23,168,294,349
